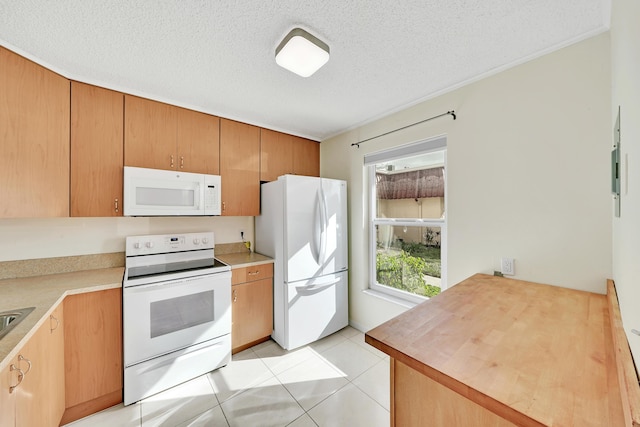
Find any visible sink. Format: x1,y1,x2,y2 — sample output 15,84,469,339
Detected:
0,307,35,340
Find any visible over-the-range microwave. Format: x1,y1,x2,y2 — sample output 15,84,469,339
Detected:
123,166,221,216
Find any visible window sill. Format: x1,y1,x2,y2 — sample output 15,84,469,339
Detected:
362,288,419,309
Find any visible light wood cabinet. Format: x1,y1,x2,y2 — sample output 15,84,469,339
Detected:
176,106,220,175
0,355,15,427
231,263,274,353
0,46,70,218
14,319,49,427
260,129,294,182
220,119,261,216
1,305,65,427
292,135,320,177
124,95,220,174
61,288,122,425
71,82,124,217
49,305,65,424
260,129,320,182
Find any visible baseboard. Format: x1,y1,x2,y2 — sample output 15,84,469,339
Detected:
59,389,122,426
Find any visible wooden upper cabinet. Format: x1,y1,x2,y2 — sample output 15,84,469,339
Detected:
260,128,293,181
176,107,220,175
260,129,320,182
292,136,320,177
124,95,177,170
124,95,220,173
71,82,124,217
220,119,260,216
0,46,70,218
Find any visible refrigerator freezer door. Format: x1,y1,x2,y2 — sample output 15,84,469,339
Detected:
283,271,348,350
284,175,347,283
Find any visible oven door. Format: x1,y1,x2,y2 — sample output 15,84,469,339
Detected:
123,271,231,367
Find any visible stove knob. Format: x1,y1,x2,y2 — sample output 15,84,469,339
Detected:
146,242,154,248
133,242,141,249
202,237,209,244
193,238,200,245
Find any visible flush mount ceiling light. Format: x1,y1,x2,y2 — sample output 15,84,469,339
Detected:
275,28,330,77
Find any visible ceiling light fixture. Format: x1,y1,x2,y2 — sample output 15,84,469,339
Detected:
275,28,329,77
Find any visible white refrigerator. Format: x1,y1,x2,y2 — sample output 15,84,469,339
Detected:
256,174,348,350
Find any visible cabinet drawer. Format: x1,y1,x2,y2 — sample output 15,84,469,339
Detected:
232,263,274,285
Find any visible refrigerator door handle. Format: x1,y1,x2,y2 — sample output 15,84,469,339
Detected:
319,186,328,266
313,191,322,265
295,279,339,291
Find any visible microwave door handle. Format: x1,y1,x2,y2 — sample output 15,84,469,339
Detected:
195,183,201,209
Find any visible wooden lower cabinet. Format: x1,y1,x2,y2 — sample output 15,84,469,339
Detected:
61,288,123,425
49,305,65,424
0,357,15,427
0,305,65,427
1,289,121,426
231,264,274,353
392,359,516,427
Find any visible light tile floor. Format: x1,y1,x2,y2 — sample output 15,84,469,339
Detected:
64,326,390,427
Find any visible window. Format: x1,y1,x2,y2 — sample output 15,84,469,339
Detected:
365,136,446,304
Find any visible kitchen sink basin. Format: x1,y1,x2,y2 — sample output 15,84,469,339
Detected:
0,307,35,340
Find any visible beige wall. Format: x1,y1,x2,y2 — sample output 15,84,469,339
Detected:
0,216,253,261
322,33,612,331
611,0,640,372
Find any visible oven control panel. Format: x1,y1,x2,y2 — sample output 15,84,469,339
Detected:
126,232,215,256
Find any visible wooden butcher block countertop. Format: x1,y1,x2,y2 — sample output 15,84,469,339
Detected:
365,273,625,427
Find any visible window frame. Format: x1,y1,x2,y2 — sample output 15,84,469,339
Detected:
366,136,447,304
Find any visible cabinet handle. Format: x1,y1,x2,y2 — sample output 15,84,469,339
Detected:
180,156,184,169
114,198,119,213
9,364,24,393
170,155,175,168
222,201,226,213
50,314,60,332
232,289,237,303
18,355,31,375
248,271,259,276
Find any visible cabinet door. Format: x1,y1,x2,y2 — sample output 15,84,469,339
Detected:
62,289,122,424
0,46,70,218
292,136,320,177
71,82,124,217
260,129,293,182
232,278,273,353
124,95,177,170
49,305,65,424
0,356,16,427
220,119,261,216
176,107,220,175
15,318,49,427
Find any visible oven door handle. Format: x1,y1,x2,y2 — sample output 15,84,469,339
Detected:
124,276,206,292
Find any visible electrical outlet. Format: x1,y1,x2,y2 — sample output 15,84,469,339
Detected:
501,258,515,276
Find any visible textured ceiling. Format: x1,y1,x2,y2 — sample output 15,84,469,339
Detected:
0,1,609,141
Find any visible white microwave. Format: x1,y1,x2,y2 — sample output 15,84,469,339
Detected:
123,166,221,216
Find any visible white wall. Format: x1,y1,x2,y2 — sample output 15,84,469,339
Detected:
0,216,253,261
611,0,640,372
322,33,612,332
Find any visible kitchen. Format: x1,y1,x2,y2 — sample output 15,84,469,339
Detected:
2,0,640,426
